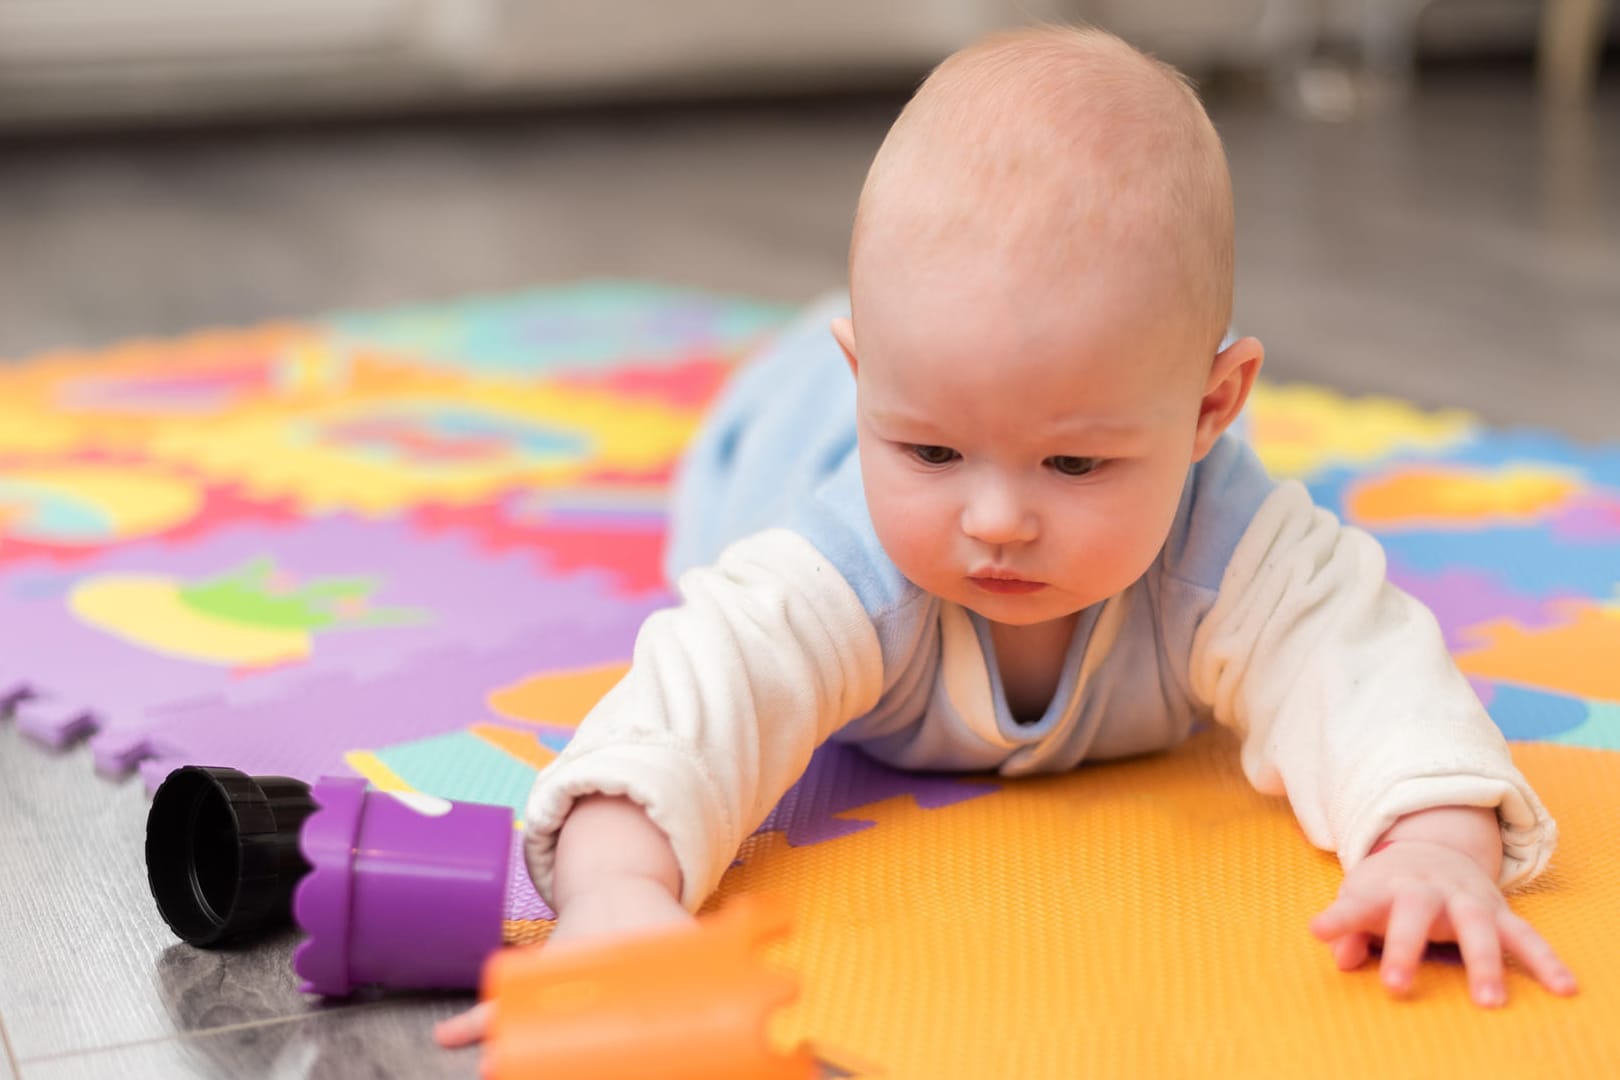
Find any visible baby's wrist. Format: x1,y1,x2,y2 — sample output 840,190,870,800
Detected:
1369,805,1504,879
552,793,684,912
553,872,682,917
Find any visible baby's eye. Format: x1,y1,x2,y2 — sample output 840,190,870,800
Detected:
1048,455,1102,477
908,444,959,466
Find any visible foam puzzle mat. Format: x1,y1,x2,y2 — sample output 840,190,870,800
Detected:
2,282,1617,1077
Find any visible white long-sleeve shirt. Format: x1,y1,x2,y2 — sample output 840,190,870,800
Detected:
523,301,1556,910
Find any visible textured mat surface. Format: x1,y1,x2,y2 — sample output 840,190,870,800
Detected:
2,283,1617,1077
724,730,1620,1078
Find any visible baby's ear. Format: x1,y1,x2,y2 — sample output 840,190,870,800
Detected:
830,317,859,376
1192,336,1264,461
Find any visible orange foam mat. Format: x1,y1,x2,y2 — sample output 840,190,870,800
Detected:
707,730,1619,1078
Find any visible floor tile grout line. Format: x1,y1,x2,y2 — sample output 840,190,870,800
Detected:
11,1003,378,1067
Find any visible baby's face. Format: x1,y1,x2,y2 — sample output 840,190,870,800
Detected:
840,261,1214,627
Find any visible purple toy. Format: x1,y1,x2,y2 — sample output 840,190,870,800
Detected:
292,776,511,996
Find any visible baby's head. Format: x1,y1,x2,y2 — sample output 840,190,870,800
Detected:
832,25,1263,627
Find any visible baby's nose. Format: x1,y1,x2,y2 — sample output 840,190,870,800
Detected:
960,486,1037,545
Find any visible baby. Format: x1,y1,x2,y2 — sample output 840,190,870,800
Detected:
441,24,1573,1045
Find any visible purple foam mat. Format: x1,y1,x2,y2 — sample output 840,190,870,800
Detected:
504,828,554,923
0,514,628,775
759,740,1001,848
132,603,662,794
129,607,664,925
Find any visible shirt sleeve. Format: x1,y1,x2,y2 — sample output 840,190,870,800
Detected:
522,528,885,911
1187,480,1557,890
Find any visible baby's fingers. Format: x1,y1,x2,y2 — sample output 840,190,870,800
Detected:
1379,890,1444,996
1499,910,1579,997
434,1001,492,1049
1309,894,1387,941
1448,897,1505,1007
1330,931,1371,972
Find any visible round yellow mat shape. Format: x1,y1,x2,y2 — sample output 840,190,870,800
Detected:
711,730,1620,1079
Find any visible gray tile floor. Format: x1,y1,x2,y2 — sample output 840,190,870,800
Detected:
0,723,478,1080
0,63,1617,1079
18,1002,470,1080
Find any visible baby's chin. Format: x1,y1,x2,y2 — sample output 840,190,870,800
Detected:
954,591,1092,628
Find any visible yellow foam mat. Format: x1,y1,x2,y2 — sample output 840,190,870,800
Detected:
709,730,1619,1078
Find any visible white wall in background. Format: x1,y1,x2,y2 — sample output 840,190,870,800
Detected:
0,0,1606,126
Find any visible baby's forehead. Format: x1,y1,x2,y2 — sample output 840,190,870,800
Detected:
854,207,1203,358
855,265,1206,396
857,326,1193,453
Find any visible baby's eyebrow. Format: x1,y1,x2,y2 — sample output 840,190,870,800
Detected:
864,405,951,435
868,408,1149,453
1044,416,1147,441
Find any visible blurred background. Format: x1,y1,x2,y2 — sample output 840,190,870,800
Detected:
0,0,1616,437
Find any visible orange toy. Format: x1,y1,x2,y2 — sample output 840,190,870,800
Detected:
480,894,817,1080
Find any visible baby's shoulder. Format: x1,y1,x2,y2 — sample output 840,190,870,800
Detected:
1155,433,1281,593
775,449,930,624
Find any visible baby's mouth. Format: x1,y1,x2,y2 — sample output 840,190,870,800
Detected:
968,575,1046,595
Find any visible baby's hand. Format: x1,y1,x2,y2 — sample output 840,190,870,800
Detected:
433,1000,493,1049
433,876,694,1048
1309,838,1576,1007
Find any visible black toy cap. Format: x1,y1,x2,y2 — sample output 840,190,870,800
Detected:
146,766,317,948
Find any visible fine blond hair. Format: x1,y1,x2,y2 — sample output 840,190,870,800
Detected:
850,25,1235,351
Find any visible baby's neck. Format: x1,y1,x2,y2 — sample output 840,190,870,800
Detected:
988,614,1080,724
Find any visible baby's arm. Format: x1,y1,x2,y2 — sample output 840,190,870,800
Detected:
521,527,883,914
435,794,687,1048
547,794,689,941
1189,482,1572,1004
437,530,883,1049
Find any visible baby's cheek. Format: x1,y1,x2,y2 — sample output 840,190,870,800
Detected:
1104,483,1182,581
872,502,933,570
870,491,952,586
1056,489,1166,590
